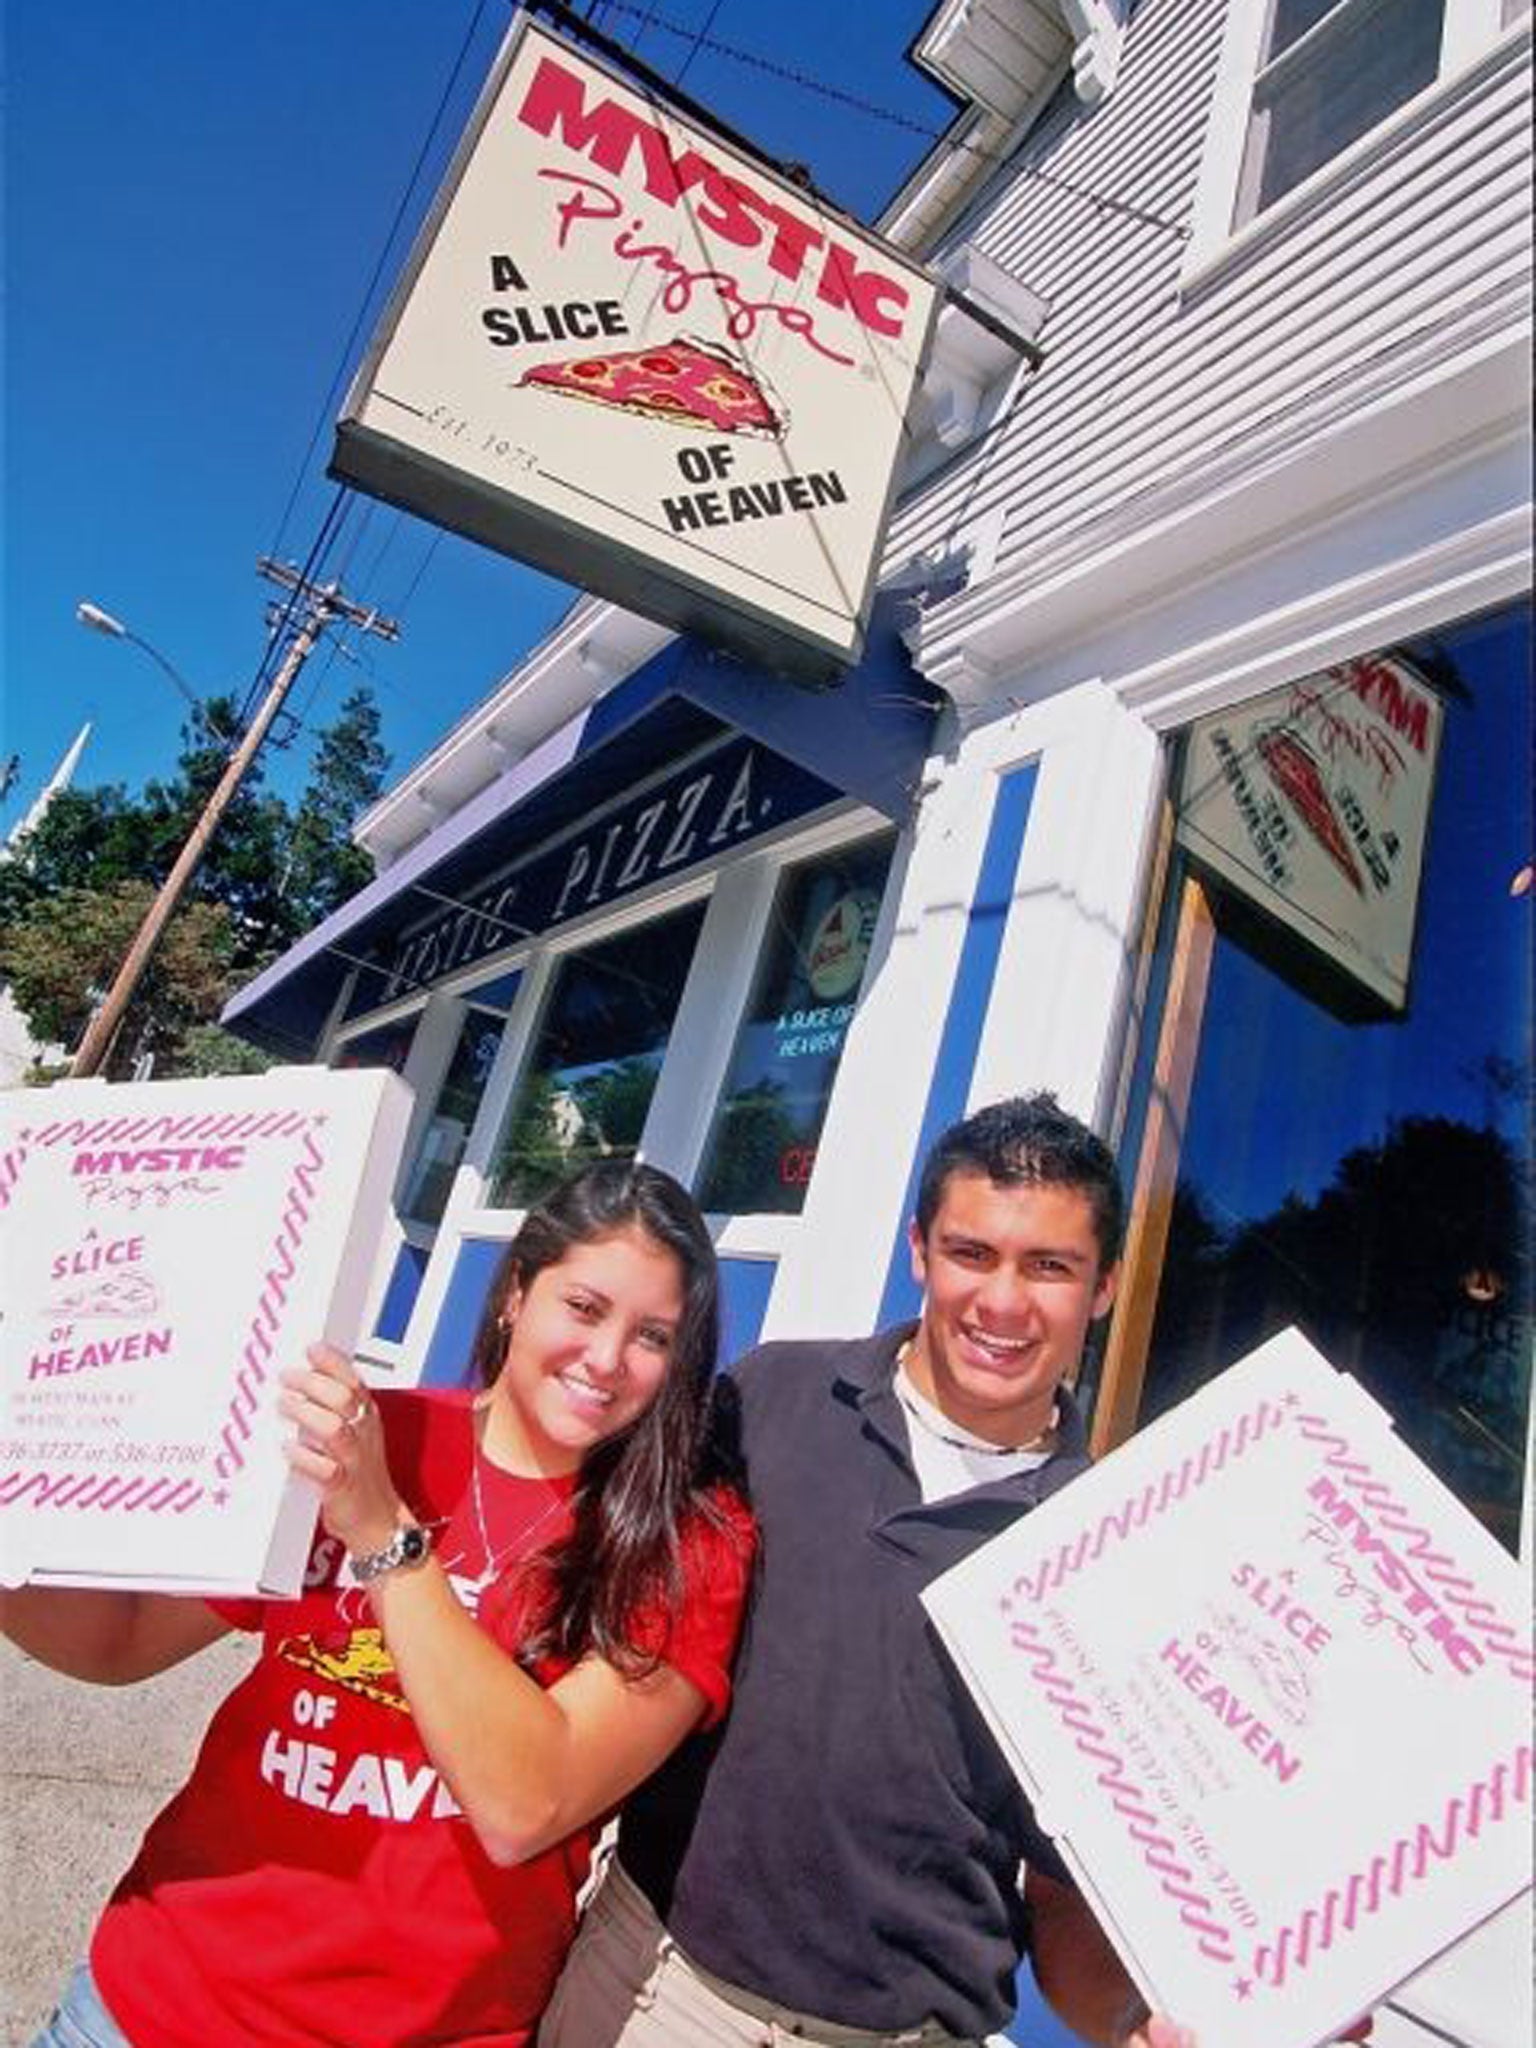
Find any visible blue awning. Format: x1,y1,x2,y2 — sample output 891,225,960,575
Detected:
224,596,940,1055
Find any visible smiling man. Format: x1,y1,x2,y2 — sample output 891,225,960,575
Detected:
900,1135,1119,1459
540,1095,1191,2048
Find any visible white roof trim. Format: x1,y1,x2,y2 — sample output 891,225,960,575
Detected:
917,0,1121,119
1056,0,1125,106
354,596,671,867
882,0,1122,256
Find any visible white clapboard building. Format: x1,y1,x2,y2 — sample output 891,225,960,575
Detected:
228,3,1533,2040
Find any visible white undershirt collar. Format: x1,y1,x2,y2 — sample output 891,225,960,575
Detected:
893,1358,1056,1504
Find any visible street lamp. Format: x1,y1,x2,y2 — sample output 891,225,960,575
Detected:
75,599,207,718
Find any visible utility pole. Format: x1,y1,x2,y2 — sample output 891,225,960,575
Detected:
71,565,399,1078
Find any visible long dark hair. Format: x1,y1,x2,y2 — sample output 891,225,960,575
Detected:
468,1159,728,1674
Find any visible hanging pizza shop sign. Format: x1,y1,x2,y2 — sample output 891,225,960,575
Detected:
1175,652,1444,1011
331,14,946,679
331,14,941,678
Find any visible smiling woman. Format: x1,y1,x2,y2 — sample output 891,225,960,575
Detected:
484,1225,684,1465
3,1159,754,2048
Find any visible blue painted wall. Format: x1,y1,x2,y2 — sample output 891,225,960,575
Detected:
374,1240,430,1343
865,759,1083,2046
877,760,1040,1324
418,1238,506,1389
717,1255,777,1368
1008,1964,1091,2047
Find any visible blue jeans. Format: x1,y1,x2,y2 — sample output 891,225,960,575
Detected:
29,1965,134,2048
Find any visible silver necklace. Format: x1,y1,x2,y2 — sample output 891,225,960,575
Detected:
469,1405,570,1581
894,1344,1059,1456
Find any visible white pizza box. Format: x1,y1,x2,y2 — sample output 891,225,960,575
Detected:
0,1066,413,1598
923,1329,1534,2048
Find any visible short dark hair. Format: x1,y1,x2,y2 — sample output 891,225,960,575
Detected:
915,1093,1125,1269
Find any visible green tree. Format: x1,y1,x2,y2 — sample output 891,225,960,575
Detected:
142,695,294,964
282,688,390,926
489,1071,572,1206
575,1056,660,1155
0,785,160,930
697,1079,801,1213
0,685,392,1074
1,880,240,1077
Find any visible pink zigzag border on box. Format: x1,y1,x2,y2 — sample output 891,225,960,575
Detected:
1294,1412,1535,1686
1004,1619,1238,1964
1250,1742,1533,1987
0,1469,204,1514
214,1128,327,1483
1001,1397,1290,1609
19,1109,316,1148
1,1118,327,1517
1,1128,213,1515
0,1135,31,1211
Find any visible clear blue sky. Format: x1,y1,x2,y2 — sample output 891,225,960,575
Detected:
3,0,956,820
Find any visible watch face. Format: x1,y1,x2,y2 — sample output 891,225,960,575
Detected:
355,1524,431,1581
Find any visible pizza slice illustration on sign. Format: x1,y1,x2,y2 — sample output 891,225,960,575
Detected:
1254,726,1364,895
519,336,786,439
45,1271,163,1322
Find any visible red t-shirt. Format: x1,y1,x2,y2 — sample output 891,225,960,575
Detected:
91,1388,753,2048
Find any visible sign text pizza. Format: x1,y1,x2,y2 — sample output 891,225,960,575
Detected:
332,17,940,676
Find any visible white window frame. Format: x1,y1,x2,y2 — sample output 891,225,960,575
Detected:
328,981,526,1376
326,993,441,1376
1182,0,1529,288
685,810,901,1249
353,799,889,1372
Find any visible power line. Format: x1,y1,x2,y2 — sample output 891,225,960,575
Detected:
566,0,1190,239
671,0,726,87
73,564,399,1076
386,529,446,620
265,0,496,568
236,487,351,731
252,1,503,749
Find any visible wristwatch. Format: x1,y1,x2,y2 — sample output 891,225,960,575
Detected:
349,1523,433,1584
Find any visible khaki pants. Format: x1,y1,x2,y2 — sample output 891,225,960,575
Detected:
537,1856,984,2048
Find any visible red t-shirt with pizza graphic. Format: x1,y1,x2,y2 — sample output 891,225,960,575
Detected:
90,1387,753,2047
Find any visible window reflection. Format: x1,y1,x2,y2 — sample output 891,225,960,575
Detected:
697,834,894,1215
1239,0,1444,222
486,903,705,1208
1111,603,1532,1549
333,1016,417,1073
399,1007,509,1228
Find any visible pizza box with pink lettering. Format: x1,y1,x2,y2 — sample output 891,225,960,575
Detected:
922,1329,1533,2048
0,1067,413,1598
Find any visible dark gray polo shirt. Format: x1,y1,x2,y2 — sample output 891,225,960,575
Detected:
618,1325,1091,2038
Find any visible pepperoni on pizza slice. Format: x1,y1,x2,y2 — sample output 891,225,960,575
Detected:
1256,727,1363,894
519,336,784,438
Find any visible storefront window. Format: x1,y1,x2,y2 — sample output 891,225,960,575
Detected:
485,903,705,1208
1238,0,1444,223
697,834,894,1215
1103,603,1532,1549
333,1015,417,1073
398,1001,515,1228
